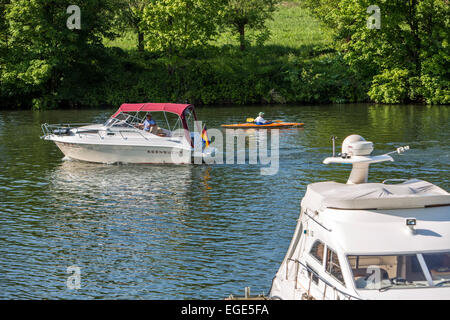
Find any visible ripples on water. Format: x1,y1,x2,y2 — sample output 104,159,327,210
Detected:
0,105,448,299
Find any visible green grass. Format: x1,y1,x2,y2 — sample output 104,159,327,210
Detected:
213,1,332,49
266,1,332,48
92,2,357,107
104,31,137,50
104,1,332,52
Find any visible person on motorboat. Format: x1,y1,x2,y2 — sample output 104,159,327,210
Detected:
142,114,157,133
254,112,272,125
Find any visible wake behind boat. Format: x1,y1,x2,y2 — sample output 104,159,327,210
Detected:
41,103,214,164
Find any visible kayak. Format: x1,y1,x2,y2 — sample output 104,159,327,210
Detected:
221,122,304,129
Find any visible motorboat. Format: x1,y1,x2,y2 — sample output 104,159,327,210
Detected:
41,103,213,164
270,134,450,300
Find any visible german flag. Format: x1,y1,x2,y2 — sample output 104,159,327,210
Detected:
201,125,210,148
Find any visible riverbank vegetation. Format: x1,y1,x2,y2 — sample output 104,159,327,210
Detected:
0,0,448,109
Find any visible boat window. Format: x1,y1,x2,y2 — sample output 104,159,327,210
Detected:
348,254,428,290
326,248,345,285
422,252,450,287
309,240,325,265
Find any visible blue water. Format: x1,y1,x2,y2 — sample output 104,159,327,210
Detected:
0,104,448,299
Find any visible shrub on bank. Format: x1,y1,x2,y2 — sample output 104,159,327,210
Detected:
5,45,367,109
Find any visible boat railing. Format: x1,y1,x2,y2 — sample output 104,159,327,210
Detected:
287,258,361,300
41,123,180,143
41,123,94,138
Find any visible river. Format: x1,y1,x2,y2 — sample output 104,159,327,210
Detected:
0,104,448,299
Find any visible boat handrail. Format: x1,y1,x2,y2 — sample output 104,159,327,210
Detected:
41,123,180,143
304,209,332,232
382,178,408,184
44,123,95,127
41,123,95,137
287,258,361,300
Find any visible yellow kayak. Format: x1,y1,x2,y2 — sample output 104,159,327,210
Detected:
221,122,304,129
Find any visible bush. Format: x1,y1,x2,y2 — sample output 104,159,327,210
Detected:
368,68,410,104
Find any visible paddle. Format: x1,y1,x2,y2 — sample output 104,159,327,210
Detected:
246,118,284,123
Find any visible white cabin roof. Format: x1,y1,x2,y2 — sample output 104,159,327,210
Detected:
302,179,449,211
321,206,450,254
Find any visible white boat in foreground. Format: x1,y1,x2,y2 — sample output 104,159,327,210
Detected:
41,103,214,164
270,135,450,300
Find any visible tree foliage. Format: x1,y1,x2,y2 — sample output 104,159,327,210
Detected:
141,0,223,55
0,1,9,47
1,0,119,108
114,0,149,51
223,0,280,51
301,0,449,104
0,0,448,108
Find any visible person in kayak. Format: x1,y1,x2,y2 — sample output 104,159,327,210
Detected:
255,112,273,125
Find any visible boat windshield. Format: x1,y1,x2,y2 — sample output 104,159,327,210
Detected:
104,112,137,128
104,112,179,131
348,252,450,290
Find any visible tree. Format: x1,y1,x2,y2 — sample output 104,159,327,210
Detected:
141,0,223,56
0,1,10,49
1,0,119,108
301,0,449,104
116,0,148,51
223,0,279,51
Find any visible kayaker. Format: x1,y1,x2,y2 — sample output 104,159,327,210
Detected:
255,112,272,125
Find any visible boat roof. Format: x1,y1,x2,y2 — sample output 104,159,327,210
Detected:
323,205,450,254
112,103,194,118
302,179,450,211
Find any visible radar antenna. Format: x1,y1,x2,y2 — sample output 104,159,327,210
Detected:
324,135,410,184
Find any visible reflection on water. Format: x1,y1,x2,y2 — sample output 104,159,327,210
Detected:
50,161,194,215
0,104,448,299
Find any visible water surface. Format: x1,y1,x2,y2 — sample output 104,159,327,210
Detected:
0,104,448,299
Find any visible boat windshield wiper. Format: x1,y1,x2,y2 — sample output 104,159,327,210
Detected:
435,280,450,287
378,285,392,292
379,282,428,291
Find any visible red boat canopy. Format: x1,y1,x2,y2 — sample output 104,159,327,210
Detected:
111,103,198,146
112,103,194,119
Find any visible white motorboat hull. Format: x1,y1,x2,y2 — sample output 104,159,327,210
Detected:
42,113,214,165
54,141,192,164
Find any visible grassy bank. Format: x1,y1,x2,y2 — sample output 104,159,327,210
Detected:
92,2,366,107
0,1,368,109
105,2,333,50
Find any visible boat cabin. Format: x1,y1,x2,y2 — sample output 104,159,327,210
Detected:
270,135,450,300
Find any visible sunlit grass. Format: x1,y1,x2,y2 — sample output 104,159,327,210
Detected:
266,1,332,48
104,1,332,51
213,1,332,49
105,31,137,49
